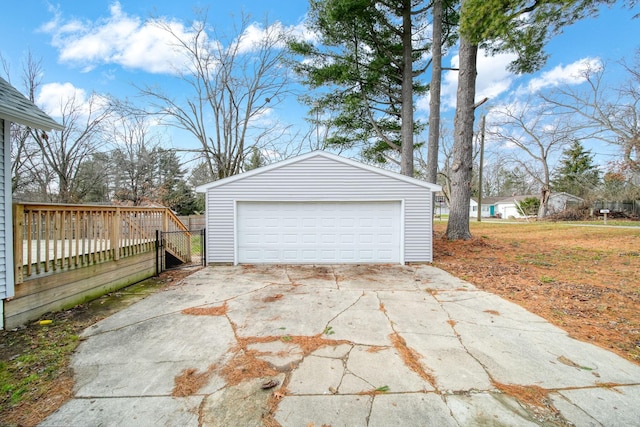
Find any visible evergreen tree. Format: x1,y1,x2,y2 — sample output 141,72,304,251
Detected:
289,0,456,175
551,140,600,197
111,143,156,206
74,152,112,203
155,149,198,214
244,146,265,171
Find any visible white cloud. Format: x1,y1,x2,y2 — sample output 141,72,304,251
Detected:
291,21,319,44
36,82,109,119
416,93,431,113
36,82,87,117
41,2,306,75
525,57,602,93
40,1,197,74
440,49,518,110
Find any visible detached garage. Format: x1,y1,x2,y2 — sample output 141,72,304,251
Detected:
196,151,441,265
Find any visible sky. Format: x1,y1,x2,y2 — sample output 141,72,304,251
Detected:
1,0,639,170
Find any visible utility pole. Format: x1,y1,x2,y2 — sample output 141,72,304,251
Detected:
477,115,485,222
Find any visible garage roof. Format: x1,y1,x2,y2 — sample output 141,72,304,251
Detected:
0,76,63,131
196,151,442,192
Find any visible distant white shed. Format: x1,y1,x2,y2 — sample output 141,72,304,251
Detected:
196,151,441,265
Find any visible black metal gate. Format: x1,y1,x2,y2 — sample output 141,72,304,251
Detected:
156,228,206,275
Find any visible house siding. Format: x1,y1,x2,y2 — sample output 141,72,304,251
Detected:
204,155,434,264
1,118,11,329
0,119,7,303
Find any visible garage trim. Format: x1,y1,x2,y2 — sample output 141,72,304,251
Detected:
233,199,405,265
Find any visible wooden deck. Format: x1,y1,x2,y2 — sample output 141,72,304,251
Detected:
14,203,191,283
5,203,192,328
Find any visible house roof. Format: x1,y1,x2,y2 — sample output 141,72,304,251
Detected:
471,196,506,205
0,76,63,131
550,192,584,202
473,192,583,206
196,150,442,193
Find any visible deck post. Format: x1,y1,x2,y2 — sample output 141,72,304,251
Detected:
163,209,169,233
113,207,121,261
12,203,24,285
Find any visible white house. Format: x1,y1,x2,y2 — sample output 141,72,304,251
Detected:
196,151,442,265
0,77,63,329
469,196,504,218
471,193,584,219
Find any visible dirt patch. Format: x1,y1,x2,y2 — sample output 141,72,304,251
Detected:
182,302,228,316
433,221,640,364
493,381,551,409
263,294,284,303
221,349,281,386
173,364,217,397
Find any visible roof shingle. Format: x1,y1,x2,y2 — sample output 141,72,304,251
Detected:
0,76,63,131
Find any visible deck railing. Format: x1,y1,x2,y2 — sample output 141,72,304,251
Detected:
13,203,190,284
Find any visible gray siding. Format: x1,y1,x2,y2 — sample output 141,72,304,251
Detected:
205,154,434,264
0,119,7,300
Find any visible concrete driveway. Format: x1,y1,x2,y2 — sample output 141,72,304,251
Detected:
42,265,640,426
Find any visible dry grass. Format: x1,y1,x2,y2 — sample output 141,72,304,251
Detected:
493,381,552,410
434,221,640,364
263,294,284,302
389,332,436,386
172,364,217,397
181,302,228,316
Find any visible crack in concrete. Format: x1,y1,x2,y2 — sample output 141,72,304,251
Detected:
283,265,297,288
323,291,365,330
197,394,207,427
430,291,576,426
331,265,341,290
375,292,438,391
335,345,353,393
364,394,375,426
84,282,275,337
430,292,496,384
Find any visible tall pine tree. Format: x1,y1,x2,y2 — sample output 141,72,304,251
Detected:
289,0,435,176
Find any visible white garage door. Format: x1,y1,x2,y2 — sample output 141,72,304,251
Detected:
237,201,402,264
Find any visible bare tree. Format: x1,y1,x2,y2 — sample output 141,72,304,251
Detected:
30,92,112,203
140,12,293,180
418,124,454,204
542,60,640,185
109,110,161,206
2,52,47,198
488,96,572,217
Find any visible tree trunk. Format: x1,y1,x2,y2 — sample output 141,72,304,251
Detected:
426,0,443,184
538,185,550,218
400,0,414,177
446,34,478,241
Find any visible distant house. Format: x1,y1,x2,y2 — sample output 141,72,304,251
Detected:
471,192,583,219
547,192,584,214
0,77,63,329
494,195,535,219
470,196,505,218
